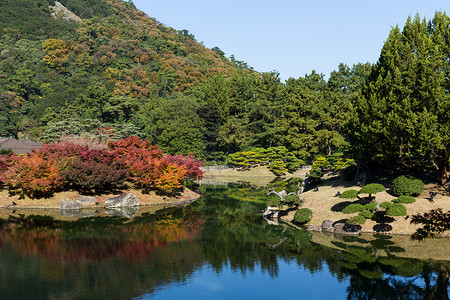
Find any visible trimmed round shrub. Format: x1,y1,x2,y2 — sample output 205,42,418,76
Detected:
363,203,377,211
359,183,385,196
358,210,373,219
386,203,407,216
392,195,416,204
348,215,366,225
342,203,365,214
380,201,393,209
391,175,424,196
294,208,313,223
339,189,359,199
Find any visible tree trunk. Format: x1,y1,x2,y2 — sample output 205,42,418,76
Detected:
437,145,450,189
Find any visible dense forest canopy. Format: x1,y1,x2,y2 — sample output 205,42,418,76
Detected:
0,0,449,188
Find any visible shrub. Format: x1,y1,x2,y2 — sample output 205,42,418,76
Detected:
348,215,366,225
386,203,407,216
294,208,313,223
4,153,62,198
164,154,204,180
359,183,385,197
154,162,187,193
392,195,416,204
380,201,393,209
342,204,365,214
391,175,424,197
339,189,359,199
269,160,288,176
62,149,128,194
359,210,373,219
364,203,377,211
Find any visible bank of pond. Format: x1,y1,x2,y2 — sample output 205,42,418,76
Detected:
0,183,448,299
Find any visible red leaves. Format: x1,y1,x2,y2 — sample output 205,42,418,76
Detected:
1,137,204,198
4,152,62,198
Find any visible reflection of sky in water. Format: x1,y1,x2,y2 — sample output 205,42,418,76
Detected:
139,260,348,299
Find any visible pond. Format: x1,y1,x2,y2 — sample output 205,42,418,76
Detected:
0,183,448,299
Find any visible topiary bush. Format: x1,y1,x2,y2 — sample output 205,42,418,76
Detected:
348,215,366,225
380,201,393,209
386,203,407,216
294,208,313,223
391,175,424,197
359,183,385,198
339,189,359,199
358,210,373,219
364,203,377,211
342,203,365,214
392,195,416,204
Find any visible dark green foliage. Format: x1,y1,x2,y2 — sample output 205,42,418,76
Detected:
348,215,366,225
386,203,407,217
380,201,393,210
342,204,365,214
293,208,313,224
358,183,385,197
363,203,377,211
358,210,373,219
347,12,450,188
391,175,424,197
392,195,416,204
339,189,359,199
342,165,357,181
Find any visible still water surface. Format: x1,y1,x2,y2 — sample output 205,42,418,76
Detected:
0,183,448,299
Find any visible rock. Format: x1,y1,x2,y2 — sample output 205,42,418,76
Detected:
322,220,334,231
105,207,139,219
59,200,82,210
333,223,346,234
306,225,322,232
77,196,96,204
104,194,139,208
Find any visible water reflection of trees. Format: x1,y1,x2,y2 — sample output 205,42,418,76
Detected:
199,184,449,299
0,183,447,299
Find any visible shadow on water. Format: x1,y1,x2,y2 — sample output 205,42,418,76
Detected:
0,182,448,299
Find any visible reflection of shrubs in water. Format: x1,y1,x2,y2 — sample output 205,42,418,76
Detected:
358,269,384,279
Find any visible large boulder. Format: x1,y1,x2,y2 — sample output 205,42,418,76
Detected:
59,200,82,210
104,194,139,208
321,220,334,231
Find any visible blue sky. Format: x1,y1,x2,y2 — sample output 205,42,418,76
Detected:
133,0,449,81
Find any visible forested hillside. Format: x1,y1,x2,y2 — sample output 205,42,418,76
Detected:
1,0,450,188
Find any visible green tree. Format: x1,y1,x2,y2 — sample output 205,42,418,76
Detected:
347,13,450,188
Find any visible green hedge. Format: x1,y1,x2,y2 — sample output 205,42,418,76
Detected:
294,208,313,223
391,175,424,197
363,203,377,211
348,215,366,225
358,210,373,219
339,189,359,199
380,201,393,209
342,203,365,214
386,203,407,216
392,195,416,204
